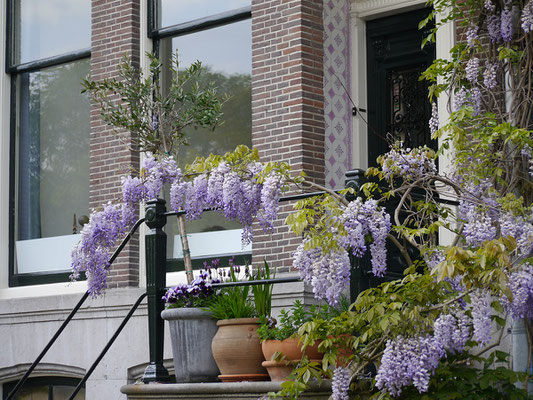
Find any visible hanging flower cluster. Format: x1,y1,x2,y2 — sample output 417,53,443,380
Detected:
71,152,287,297
379,145,437,181
293,198,391,305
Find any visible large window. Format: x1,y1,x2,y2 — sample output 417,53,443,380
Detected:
8,0,91,286
149,1,252,270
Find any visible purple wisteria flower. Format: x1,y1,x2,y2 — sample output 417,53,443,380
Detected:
293,197,391,305
522,0,533,32
429,102,439,135
471,87,482,115
332,366,351,400
483,62,498,90
487,15,501,42
501,263,533,319
470,289,492,345
294,242,351,306
465,58,479,83
433,312,471,354
380,146,437,181
501,9,514,41
72,155,287,296
485,0,495,11
500,210,533,256
375,335,444,396
71,202,135,296
466,25,479,46
453,87,468,111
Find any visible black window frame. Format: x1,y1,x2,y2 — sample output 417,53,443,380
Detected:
6,0,91,287
148,1,253,273
3,376,85,400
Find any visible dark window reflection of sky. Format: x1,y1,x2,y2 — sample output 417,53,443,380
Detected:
171,19,251,76
160,0,250,28
18,0,90,64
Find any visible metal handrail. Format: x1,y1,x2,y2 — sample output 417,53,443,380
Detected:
68,292,148,400
6,217,146,400
66,277,302,400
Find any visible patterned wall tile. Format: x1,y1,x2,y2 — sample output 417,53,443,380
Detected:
323,0,351,189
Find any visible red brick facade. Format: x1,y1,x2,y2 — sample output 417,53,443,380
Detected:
90,0,141,288
85,0,326,283
251,0,325,270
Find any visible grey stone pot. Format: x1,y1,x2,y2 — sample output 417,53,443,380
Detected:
161,307,220,382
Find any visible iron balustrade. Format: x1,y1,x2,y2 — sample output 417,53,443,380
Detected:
5,217,146,400
7,169,457,400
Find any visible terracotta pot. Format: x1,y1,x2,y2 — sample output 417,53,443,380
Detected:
328,334,354,367
211,318,269,381
262,337,324,362
261,337,324,382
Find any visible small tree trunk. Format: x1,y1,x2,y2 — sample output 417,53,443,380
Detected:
177,214,194,284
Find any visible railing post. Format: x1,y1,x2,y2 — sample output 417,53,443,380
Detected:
142,198,171,383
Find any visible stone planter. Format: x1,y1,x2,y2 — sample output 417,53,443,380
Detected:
161,307,220,382
211,318,269,382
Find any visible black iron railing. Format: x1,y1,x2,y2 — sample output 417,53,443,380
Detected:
8,169,457,400
6,217,146,400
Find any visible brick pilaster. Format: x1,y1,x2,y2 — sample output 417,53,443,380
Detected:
90,0,141,288
251,0,325,271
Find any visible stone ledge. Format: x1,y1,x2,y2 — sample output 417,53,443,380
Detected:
121,381,332,400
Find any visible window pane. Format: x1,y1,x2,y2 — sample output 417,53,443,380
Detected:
161,20,251,251
53,385,85,399
14,0,91,64
159,0,250,28
15,59,90,272
17,385,49,400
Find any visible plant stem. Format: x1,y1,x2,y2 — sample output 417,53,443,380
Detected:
177,214,193,284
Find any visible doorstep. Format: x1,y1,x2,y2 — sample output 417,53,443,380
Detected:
121,381,332,400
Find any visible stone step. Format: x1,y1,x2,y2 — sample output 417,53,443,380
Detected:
121,381,332,400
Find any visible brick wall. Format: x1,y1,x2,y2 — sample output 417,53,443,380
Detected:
90,0,141,288
251,0,325,271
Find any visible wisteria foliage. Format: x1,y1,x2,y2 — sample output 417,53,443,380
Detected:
74,0,533,397
282,0,533,398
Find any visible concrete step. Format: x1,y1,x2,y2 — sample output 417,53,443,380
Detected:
121,381,332,400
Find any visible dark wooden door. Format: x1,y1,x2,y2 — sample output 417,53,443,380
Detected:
366,8,436,167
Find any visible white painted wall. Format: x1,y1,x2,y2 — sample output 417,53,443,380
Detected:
0,0,11,292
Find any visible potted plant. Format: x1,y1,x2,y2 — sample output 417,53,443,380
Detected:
258,298,353,382
161,260,223,382
258,301,325,381
206,261,273,382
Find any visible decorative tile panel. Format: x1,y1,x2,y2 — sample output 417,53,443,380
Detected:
324,0,351,189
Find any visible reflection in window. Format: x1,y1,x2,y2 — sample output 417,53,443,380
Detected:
14,0,91,64
158,0,250,28
158,14,252,258
3,377,85,400
16,59,90,242
160,19,252,168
